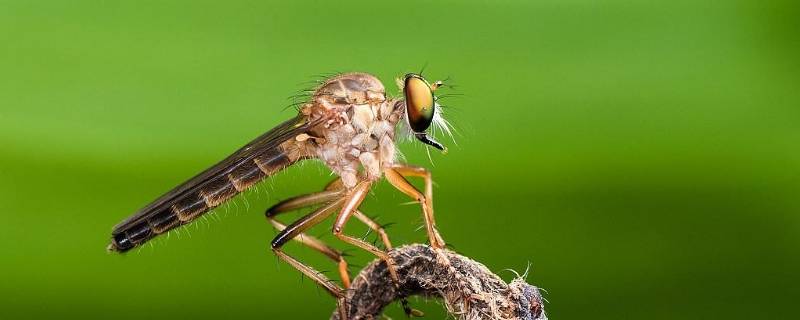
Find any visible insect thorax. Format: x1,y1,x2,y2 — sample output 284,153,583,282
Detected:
300,73,405,188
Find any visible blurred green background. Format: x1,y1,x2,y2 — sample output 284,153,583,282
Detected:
1,0,798,319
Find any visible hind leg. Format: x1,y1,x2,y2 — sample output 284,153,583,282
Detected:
269,199,350,318
266,187,353,286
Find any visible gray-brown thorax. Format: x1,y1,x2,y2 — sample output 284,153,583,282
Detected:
290,73,406,188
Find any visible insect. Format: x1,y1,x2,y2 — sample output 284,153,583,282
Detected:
108,71,452,318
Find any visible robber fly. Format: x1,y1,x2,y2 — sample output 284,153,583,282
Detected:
108,72,451,317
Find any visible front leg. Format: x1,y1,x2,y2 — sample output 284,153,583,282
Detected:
384,164,446,249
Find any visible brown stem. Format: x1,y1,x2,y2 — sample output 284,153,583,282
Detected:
331,244,547,320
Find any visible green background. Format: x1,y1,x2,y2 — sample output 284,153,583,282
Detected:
1,0,798,319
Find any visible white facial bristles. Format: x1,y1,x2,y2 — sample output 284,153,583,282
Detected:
431,102,455,143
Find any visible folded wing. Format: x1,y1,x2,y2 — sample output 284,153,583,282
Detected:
109,115,323,252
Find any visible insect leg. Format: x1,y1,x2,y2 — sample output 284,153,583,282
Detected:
267,191,353,287
266,177,343,215
333,180,421,318
272,252,348,320
270,198,349,318
334,213,400,284
269,198,350,319
352,209,393,250
323,177,345,191
266,189,344,215
332,181,400,283
323,179,395,251
384,166,446,249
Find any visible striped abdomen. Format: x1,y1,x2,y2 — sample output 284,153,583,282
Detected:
109,145,295,253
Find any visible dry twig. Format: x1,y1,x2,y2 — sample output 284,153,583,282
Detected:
331,244,546,320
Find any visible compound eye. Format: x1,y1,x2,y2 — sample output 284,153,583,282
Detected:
404,74,435,132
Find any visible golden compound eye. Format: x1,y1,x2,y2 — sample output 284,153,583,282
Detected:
404,74,435,133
